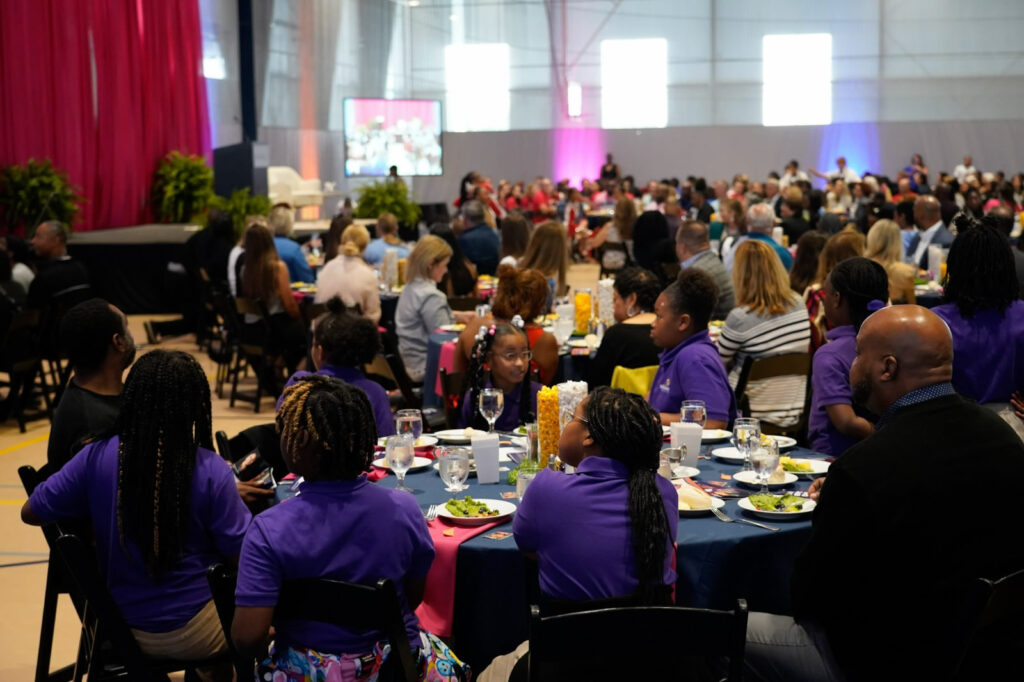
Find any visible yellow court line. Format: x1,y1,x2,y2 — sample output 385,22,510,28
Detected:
0,433,49,457
0,500,25,505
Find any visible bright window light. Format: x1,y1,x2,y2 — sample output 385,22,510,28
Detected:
600,39,667,129
567,81,582,118
445,43,510,132
762,34,831,126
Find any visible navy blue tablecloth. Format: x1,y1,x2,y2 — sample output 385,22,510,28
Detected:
276,443,823,670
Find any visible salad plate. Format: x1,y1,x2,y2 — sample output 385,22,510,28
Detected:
780,457,830,476
738,495,816,519
765,435,797,450
711,447,746,462
371,456,433,472
702,429,731,442
437,498,516,526
378,435,437,448
433,429,476,443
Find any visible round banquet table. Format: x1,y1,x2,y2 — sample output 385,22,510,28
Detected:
275,441,825,671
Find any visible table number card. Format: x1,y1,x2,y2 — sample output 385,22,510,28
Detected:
472,433,500,484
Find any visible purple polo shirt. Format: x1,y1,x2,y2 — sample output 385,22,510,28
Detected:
932,301,1024,404
513,456,678,601
808,325,864,456
235,476,434,653
458,380,541,431
279,365,396,438
28,436,251,632
648,330,737,424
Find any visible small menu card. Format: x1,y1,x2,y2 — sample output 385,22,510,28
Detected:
472,433,500,484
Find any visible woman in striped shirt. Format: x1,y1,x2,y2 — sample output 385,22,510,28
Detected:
718,240,812,427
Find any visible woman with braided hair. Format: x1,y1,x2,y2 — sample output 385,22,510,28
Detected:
233,375,469,681
23,350,250,682
479,387,677,681
807,257,890,456
457,319,541,431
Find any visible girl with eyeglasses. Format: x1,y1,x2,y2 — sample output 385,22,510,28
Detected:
458,319,540,431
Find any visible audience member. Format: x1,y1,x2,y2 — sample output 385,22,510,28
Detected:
745,306,1024,681
588,267,662,389
805,230,866,351
519,220,570,300
632,210,673,277
893,198,917,253
23,350,249,682
983,206,1024,297
807,258,888,456
268,206,315,284
46,299,134,472
498,212,531,268
809,156,860,185
529,178,557,223
314,223,381,323
865,218,916,304
779,187,810,244
907,195,953,270
26,220,90,310
745,202,793,270
718,240,811,427
648,269,736,428
363,212,411,265
429,222,478,297
788,230,827,296
779,159,809,189
687,186,714,223
321,214,352,264
458,320,541,431
2,235,35,291
457,200,501,275
953,154,978,185
675,219,734,319
233,375,467,680
587,198,635,270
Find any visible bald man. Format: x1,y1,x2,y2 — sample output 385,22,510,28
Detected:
744,305,1024,681
906,195,954,270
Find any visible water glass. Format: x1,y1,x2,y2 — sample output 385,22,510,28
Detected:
479,388,504,432
386,435,415,492
750,440,780,494
524,423,540,464
395,409,423,442
732,418,761,472
437,446,470,493
680,400,707,429
516,469,538,500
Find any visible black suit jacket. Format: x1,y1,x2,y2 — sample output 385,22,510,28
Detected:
791,393,1024,680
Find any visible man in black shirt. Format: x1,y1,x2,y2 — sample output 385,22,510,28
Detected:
26,221,90,310
744,305,1024,681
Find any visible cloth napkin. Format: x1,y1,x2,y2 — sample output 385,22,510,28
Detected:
415,517,506,637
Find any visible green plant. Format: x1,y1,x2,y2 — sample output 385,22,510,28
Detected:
0,159,82,234
151,151,214,223
353,181,421,227
207,188,272,240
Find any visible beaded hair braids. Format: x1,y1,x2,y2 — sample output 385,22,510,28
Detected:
584,386,670,605
116,350,212,575
464,319,535,430
276,374,377,480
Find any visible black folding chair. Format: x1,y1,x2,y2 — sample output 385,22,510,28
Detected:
205,564,255,681
525,600,748,681
1,309,53,432
214,423,289,481
231,297,280,412
439,368,465,429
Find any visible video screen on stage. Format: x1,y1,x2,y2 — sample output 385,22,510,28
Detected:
343,98,443,177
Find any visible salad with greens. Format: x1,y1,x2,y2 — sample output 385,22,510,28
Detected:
444,496,500,518
748,493,806,513
780,456,815,473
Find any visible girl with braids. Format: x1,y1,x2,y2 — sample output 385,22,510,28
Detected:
807,257,890,456
479,388,677,681
233,375,469,681
23,350,250,682
457,319,541,431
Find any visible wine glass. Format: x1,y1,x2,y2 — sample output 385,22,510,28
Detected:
680,400,707,429
732,418,761,472
553,318,573,350
436,446,470,493
479,388,504,432
749,440,780,494
386,434,415,492
395,409,423,443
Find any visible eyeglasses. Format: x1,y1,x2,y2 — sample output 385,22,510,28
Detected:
496,351,533,362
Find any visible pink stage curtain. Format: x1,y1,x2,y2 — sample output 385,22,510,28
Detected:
0,0,209,232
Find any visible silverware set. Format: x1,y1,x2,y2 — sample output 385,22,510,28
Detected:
710,504,779,532
422,504,439,522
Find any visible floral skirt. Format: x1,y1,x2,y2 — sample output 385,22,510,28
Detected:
257,630,471,682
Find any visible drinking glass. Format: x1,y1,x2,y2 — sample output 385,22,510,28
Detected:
553,319,573,349
386,435,415,492
437,446,470,493
680,400,707,429
659,447,685,479
479,388,504,432
732,418,761,472
749,440,780,494
395,409,423,443
516,469,538,500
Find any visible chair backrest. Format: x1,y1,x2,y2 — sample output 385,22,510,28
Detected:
528,600,748,681
447,295,482,312
439,368,465,428
275,577,419,682
610,364,659,397
733,352,812,436
4,309,42,370
206,563,255,680
380,330,421,409
954,568,1024,677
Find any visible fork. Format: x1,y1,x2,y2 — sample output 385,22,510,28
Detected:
423,504,439,522
710,505,779,531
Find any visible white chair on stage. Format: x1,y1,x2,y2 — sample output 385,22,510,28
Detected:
267,166,323,208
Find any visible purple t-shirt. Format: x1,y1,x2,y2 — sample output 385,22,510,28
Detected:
234,477,434,653
932,301,1024,404
458,380,541,431
279,365,396,438
808,325,866,456
648,330,737,424
28,436,251,632
513,456,678,601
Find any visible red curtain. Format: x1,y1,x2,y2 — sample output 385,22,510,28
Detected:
0,0,209,232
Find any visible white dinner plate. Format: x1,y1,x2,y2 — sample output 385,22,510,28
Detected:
439,324,465,333
732,470,799,489
433,429,476,443
702,429,731,442
670,466,701,480
567,339,589,349
372,456,433,472
378,435,437,448
738,496,816,519
781,458,831,476
711,447,746,462
766,435,798,450
677,494,725,517
436,498,517,526
662,426,672,438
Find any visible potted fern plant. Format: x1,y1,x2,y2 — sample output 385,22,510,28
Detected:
151,151,214,223
207,188,272,240
353,181,422,229
0,159,82,234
